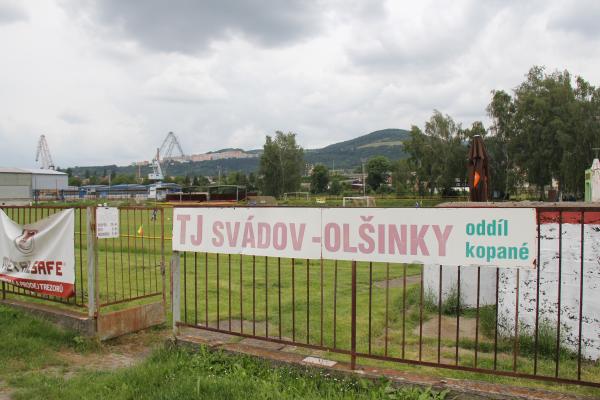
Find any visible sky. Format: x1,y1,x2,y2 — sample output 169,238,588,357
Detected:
1,0,599,168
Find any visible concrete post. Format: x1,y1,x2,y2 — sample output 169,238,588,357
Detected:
171,251,181,336
86,207,97,319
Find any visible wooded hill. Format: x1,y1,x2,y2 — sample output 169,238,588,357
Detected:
68,128,409,178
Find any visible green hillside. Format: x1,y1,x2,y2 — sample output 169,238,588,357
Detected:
68,129,409,177
305,128,409,169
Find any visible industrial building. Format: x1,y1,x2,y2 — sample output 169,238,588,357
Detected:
0,167,68,204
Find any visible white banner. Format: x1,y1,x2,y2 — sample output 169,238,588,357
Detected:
0,209,75,297
173,207,538,268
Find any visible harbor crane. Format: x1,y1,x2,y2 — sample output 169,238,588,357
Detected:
148,148,164,181
159,131,186,162
146,131,186,181
35,135,55,170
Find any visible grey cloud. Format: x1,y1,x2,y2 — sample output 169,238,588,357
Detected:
548,0,600,37
0,2,27,24
347,2,513,72
59,112,88,125
81,0,326,53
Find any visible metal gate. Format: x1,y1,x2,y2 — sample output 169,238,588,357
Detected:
1,205,167,339
172,206,600,388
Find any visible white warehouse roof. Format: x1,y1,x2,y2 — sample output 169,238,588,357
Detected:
22,168,67,176
0,167,31,174
0,167,67,175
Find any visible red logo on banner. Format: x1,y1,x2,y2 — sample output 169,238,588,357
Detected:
13,229,38,255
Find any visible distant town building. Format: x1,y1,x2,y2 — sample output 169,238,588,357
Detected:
136,150,258,165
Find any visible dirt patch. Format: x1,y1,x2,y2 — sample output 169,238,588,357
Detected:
0,381,12,400
374,274,421,289
416,315,482,341
59,328,169,374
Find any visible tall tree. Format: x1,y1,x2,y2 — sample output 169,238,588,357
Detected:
366,156,391,191
392,159,413,195
310,164,329,194
513,67,594,197
258,131,304,197
403,111,467,195
486,90,519,197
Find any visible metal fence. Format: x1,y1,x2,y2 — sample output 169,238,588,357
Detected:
1,206,165,312
173,206,600,388
92,206,166,309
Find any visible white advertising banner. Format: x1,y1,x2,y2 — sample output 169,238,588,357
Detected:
173,207,538,268
0,209,75,297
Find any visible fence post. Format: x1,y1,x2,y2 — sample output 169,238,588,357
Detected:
351,260,357,370
86,207,98,319
1,281,5,300
160,208,167,311
172,251,181,336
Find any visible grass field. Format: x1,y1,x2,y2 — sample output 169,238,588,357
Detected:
2,203,600,397
0,304,448,400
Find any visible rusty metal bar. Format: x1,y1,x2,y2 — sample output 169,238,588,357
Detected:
494,268,499,370
278,257,282,340
104,232,108,302
229,254,232,331
556,210,563,378
144,209,149,295
456,265,461,365
418,266,424,361
475,266,481,368
99,292,163,307
265,256,268,338
79,208,84,305
534,210,541,375
368,262,372,355
577,211,585,381
513,268,520,372
205,252,208,327
402,262,407,359
385,262,390,357
217,253,220,329
437,265,442,364
194,252,198,326
141,209,146,296
119,210,125,303
127,209,132,299
252,255,256,336
292,257,296,342
152,209,157,294
350,260,357,370
320,256,324,347
333,260,338,349
183,252,187,323
162,209,166,304
133,209,139,296
240,254,243,334
306,258,310,344
112,234,117,304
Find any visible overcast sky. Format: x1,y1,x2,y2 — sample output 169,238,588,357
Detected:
1,0,599,168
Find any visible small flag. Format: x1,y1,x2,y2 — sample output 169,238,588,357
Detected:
473,171,481,188
137,224,144,236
